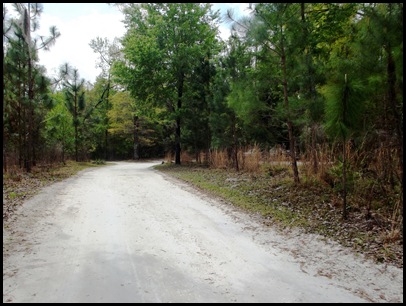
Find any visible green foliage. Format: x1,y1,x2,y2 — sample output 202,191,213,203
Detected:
57,63,87,161
227,80,263,122
107,90,166,159
207,52,235,150
3,3,60,171
43,92,75,157
353,3,403,146
327,160,360,193
321,76,365,141
3,2,403,219
114,3,221,163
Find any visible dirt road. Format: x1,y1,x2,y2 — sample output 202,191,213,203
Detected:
3,161,403,302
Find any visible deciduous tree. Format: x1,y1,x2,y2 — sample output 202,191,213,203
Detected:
114,3,220,164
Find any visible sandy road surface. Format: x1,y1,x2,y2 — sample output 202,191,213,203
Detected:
3,161,403,303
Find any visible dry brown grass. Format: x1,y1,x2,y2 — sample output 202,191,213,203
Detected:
178,141,402,234
209,149,229,169
301,143,336,183
237,145,262,173
164,152,173,163
164,151,200,164
180,150,193,163
268,144,291,163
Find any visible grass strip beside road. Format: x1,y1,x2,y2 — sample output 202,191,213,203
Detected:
3,160,109,220
155,163,403,269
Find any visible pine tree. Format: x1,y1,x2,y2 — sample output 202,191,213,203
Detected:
3,3,59,171
323,74,364,219
59,63,86,162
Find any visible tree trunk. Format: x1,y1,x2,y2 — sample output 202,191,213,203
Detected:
25,58,33,172
311,125,318,174
175,73,184,165
386,37,403,188
301,3,318,175
3,146,7,173
74,124,78,162
22,72,31,172
133,115,139,160
74,98,78,162
342,141,348,220
175,118,181,165
62,141,65,165
105,129,108,160
32,128,36,167
104,80,111,160
231,114,239,172
26,3,33,172
342,75,350,220
281,50,300,184
3,50,7,173
18,100,23,169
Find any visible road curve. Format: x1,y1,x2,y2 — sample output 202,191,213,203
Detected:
2,161,397,302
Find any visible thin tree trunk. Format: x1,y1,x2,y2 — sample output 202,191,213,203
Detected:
342,141,348,220
3,146,7,172
3,60,7,173
2,32,7,172
342,74,350,220
175,73,184,165
175,122,181,164
23,108,30,171
311,125,318,173
281,50,300,184
62,142,65,165
26,3,33,172
74,123,78,161
231,114,239,172
18,102,23,169
133,115,139,160
301,3,318,175
17,62,23,169
386,37,403,188
104,80,110,160
205,128,211,165
32,127,36,167
74,93,78,162
105,129,108,160
22,67,30,172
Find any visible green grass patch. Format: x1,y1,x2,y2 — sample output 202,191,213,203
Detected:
156,164,308,229
8,192,18,199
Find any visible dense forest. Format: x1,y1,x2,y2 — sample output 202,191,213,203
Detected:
3,3,403,221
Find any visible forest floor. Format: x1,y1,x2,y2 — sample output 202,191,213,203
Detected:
155,162,403,270
3,160,403,270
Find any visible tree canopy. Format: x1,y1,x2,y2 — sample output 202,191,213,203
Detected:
3,3,403,219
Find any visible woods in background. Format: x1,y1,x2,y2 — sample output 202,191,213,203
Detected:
3,3,403,220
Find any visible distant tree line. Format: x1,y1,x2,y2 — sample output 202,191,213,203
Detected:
3,3,403,219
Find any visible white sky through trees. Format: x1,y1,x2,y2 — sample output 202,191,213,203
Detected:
4,3,250,84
